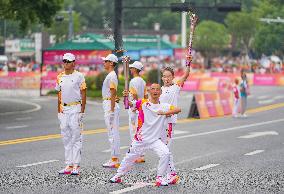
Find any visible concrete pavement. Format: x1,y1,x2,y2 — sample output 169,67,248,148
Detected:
1,86,284,193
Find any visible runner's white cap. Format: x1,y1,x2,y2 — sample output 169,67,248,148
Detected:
129,61,143,70
101,54,118,63
63,53,75,61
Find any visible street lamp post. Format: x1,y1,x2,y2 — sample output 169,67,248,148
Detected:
55,5,74,41
154,23,161,85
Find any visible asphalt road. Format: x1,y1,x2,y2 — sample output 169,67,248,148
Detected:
1,86,284,194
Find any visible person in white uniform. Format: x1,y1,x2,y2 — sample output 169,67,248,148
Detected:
122,61,147,163
110,83,181,186
56,53,87,176
101,54,121,168
159,55,191,184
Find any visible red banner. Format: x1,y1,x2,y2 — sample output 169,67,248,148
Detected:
43,50,111,65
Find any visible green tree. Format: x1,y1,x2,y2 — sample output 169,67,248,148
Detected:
0,0,63,30
254,24,284,56
225,11,258,59
194,20,230,68
252,0,284,56
46,11,81,43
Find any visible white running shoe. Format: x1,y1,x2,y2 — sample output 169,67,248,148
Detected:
102,158,120,168
155,176,168,187
70,166,80,175
167,173,179,185
110,175,122,183
58,166,73,175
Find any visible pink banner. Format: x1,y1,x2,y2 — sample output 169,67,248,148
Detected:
41,77,56,89
204,93,218,117
181,79,199,91
0,77,39,89
43,50,111,65
218,78,233,91
174,48,187,60
253,74,277,86
219,92,232,115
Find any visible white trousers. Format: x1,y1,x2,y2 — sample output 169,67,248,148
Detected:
128,109,138,141
233,98,240,116
58,112,83,166
103,100,120,157
116,139,170,177
161,123,176,174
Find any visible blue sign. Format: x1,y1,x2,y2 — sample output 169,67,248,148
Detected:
140,49,173,57
125,50,140,60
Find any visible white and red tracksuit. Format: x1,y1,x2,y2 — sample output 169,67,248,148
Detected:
160,82,183,175
115,99,175,177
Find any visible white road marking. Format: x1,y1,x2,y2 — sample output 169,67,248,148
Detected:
274,95,284,100
248,95,254,99
102,146,129,153
148,151,223,172
110,182,154,194
257,95,269,100
238,131,278,139
174,130,189,135
15,117,32,121
244,150,264,156
258,99,275,104
193,164,220,171
87,100,102,106
16,160,59,168
0,99,41,116
5,125,28,129
174,151,223,166
173,118,284,140
30,98,50,102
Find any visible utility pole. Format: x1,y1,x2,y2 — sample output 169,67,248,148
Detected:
114,0,123,77
114,0,123,55
3,20,6,54
68,5,73,40
154,23,161,85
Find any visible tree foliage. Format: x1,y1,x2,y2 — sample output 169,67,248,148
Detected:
251,0,284,56
46,11,81,43
0,0,63,30
225,11,258,54
195,20,230,52
194,20,230,67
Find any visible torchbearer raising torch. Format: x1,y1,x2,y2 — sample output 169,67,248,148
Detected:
159,11,198,184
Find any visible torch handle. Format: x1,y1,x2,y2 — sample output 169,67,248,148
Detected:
186,13,198,67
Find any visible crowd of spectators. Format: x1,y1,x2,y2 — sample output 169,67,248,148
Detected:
0,53,283,75
0,60,40,73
